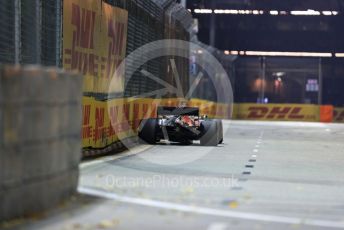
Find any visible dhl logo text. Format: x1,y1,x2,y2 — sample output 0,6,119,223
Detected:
246,106,306,119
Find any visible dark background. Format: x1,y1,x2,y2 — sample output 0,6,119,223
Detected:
185,0,344,106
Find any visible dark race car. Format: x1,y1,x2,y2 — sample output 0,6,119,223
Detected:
138,106,223,146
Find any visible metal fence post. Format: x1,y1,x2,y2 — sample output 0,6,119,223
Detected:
318,58,323,105
35,0,42,64
14,0,21,64
56,0,62,67
259,56,266,103
209,1,216,47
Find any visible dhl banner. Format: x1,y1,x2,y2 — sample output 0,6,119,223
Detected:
234,103,320,122
82,97,156,149
63,0,128,94
334,107,344,123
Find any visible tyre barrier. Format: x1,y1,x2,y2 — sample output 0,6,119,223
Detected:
0,65,83,221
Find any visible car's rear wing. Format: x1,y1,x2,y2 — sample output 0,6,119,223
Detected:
157,106,199,116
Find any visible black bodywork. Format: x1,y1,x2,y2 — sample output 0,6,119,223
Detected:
138,106,223,146
156,107,203,142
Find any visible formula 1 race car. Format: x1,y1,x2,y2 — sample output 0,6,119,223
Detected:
138,107,223,146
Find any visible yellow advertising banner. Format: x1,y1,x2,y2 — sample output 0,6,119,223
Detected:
63,0,128,94
333,107,344,123
82,97,159,149
234,103,320,122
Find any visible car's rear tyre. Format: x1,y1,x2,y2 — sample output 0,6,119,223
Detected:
200,120,218,146
216,120,223,144
138,118,158,144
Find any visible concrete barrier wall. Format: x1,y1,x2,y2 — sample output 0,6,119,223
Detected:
0,66,83,221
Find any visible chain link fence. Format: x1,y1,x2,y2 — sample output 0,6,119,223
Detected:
0,1,16,63
0,0,235,101
233,57,323,104
104,0,193,98
0,0,61,66
0,0,193,98
189,40,236,102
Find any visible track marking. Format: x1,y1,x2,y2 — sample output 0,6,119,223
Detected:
78,187,344,229
252,155,257,158
253,149,259,153
207,222,228,230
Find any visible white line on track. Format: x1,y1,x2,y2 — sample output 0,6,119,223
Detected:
207,222,228,230
78,186,344,229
